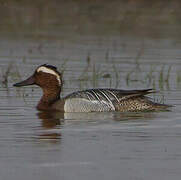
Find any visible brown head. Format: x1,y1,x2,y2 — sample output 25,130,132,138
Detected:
13,64,63,111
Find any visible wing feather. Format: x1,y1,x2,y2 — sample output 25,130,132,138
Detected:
64,88,155,104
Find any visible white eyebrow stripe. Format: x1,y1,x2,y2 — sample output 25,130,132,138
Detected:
37,66,61,85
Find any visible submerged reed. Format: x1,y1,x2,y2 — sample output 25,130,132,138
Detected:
0,53,175,98
1,62,13,86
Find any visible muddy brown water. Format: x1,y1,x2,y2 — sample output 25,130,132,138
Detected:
1,1,181,180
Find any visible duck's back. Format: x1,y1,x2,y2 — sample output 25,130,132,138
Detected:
53,88,169,112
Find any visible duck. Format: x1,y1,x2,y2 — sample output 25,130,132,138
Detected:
13,64,171,112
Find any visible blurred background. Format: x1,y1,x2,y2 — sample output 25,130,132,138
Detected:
0,0,181,93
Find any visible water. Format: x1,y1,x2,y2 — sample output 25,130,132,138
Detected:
1,1,181,180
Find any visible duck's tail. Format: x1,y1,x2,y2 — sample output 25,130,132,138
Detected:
149,101,173,111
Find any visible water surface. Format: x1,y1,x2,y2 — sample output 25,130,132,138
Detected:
0,1,181,180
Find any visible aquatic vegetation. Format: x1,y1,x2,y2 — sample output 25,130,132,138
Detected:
0,60,174,92
158,65,172,90
177,71,181,85
0,52,176,103
59,58,69,75
125,51,172,91
1,62,13,86
78,54,111,88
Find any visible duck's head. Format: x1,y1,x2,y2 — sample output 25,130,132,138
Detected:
13,64,62,89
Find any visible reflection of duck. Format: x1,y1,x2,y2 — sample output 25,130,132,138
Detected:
14,64,171,112
37,111,63,128
37,111,63,142
38,110,157,124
